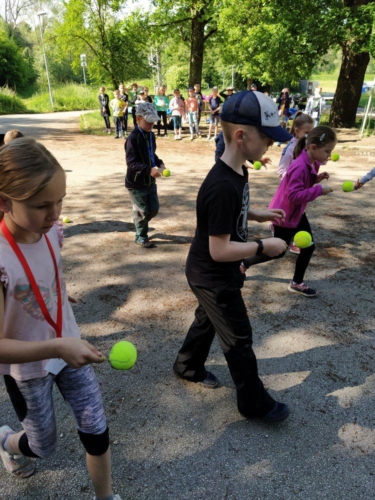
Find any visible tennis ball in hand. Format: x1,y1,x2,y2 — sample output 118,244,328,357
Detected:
342,181,354,192
253,161,262,170
162,169,171,177
331,153,340,162
108,341,137,370
293,231,312,249
62,217,70,223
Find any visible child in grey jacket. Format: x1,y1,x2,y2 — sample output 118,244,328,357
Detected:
355,167,375,190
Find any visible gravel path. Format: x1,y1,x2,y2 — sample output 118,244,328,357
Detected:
0,113,374,499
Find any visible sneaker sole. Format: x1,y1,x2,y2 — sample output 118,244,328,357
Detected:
287,285,318,297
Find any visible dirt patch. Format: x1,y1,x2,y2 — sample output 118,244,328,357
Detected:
0,113,374,499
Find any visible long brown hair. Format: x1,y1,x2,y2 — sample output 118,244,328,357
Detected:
0,138,62,219
294,125,337,159
290,111,314,136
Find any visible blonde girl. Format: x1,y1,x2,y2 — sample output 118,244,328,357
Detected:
0,139,120,500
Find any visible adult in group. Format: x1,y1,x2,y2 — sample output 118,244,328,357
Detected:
154,86,170,137
119,84,129,137
219,86,235,101
194,83,203,125
306,87,326,127
129,83,139,129
98,86,111,134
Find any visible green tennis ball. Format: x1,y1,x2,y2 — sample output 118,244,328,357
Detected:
162,169,171,177
108,341,137,370
293,231,312,249
342,181,354,192
331,153,340,162
253,161,262,170
62,217,70,223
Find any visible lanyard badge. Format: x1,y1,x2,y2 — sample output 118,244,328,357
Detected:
0,219,62,337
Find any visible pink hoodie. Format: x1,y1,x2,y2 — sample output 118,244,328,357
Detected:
269,148,323,228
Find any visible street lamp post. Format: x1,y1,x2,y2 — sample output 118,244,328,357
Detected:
80,54,88,98
37,12,53,107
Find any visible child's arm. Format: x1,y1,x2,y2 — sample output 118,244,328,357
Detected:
0,282,104,368
287,166,330,205
209,234,287,262
277,142,294,179
355,167,375,189
125,132,159,175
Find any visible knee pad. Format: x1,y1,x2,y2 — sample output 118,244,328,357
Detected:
18,433,43,459
78,427,109,456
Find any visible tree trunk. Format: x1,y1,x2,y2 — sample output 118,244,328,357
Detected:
329,44,370,128
189,13,206,87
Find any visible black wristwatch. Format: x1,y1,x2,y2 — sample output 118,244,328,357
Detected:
255,239,264,256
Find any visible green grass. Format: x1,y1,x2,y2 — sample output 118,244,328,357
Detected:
311,72,375,94
23,83,99,113
0,86,28,114
79,110,108,135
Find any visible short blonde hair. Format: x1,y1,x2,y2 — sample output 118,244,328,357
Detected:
0,138,63,219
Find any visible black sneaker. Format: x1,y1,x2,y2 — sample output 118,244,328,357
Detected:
288,281,317,297
135,240,156,249
198,371,219,389
262,402,290,422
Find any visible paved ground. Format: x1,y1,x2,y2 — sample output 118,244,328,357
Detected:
0,113,374,499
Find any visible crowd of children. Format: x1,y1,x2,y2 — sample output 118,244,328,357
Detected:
98,82,238,141
1,84,374,498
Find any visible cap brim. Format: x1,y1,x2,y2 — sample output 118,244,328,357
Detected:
259,125,292,143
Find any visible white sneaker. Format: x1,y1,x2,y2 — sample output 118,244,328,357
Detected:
206,136,211,141
93,495,122,500
190,136,194,141
174,135,178,140
0,426,35,478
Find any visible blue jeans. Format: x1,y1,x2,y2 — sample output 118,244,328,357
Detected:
127,183,159,242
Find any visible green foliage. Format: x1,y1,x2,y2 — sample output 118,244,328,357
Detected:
0,21,37,89
165,64,189,89
53,1,150,86
0,86,28,114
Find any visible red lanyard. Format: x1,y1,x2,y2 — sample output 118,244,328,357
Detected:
0,219,62,338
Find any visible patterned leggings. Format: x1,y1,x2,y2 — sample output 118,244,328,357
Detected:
4,364,107,458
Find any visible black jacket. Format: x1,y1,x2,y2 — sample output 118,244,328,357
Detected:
125,127,163,189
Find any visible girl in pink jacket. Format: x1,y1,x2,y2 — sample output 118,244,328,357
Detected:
243,126,337,297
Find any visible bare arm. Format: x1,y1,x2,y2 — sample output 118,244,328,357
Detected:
0,282,104,368
209,234,287,262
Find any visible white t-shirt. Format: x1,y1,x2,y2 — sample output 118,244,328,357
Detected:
0,223,81,381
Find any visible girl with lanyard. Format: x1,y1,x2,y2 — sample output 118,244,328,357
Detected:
0,139,121,500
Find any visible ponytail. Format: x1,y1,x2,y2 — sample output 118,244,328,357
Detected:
293,125,337,159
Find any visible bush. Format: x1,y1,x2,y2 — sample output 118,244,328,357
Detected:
0,86,27,114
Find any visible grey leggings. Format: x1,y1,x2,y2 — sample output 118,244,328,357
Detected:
4,364,107,459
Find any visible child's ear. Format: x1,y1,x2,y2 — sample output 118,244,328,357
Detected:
0,194,11,214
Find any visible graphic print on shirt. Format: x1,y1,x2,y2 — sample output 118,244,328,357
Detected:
11,257,66,320
237,183,249,241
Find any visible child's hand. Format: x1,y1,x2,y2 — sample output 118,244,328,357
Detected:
261,156,272,168
322,185,333,195
354,180,363,190
68,295,77,304
150,167,161,178
316,172,329,183
262,237,288,257
57,338,104,368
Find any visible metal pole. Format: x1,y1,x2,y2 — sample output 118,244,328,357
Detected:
360,80,374,137
38,13,53,108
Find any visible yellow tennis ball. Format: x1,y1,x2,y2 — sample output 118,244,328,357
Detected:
293,231,312,249
62,217,70,223
108,341,137,370
342,181,354,192
331,153,340,162
253,161,262,170
162,169,171,177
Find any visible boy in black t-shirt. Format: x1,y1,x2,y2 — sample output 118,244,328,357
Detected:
173,90,293,422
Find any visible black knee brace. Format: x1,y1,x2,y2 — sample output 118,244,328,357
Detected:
18,433,41,458
78,427,109,456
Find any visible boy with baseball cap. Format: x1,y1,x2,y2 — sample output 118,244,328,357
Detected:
173,91,292,421
125,102,166,248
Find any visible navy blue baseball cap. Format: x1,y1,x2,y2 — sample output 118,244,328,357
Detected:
221,90,292,143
